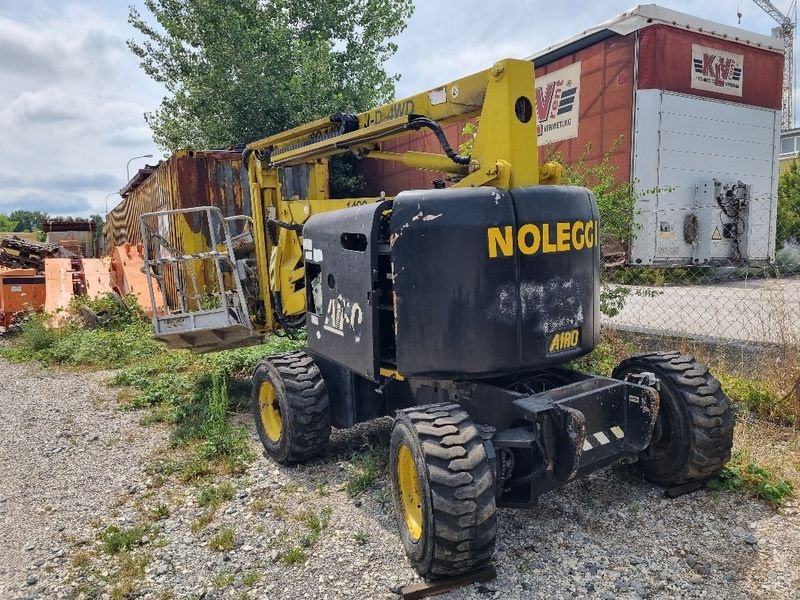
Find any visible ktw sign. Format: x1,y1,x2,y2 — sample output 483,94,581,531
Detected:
691,44,744,97
536,62,581,145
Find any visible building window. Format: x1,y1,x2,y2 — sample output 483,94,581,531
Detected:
781,136,797,155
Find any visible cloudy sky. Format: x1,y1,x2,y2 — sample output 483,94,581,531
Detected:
0,0,783,217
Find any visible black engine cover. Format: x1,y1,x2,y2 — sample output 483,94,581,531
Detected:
390,185,600,378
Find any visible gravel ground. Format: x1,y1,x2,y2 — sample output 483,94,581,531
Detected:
0,359,167,598
1,358,799,599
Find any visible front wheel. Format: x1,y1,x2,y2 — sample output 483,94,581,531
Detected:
613,352,734,485
251,351,331,465
389,403,497,579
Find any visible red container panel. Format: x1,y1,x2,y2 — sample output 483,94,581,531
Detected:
534,34,635,183
360,121,469,196
360,35,636,196
638,25,782,110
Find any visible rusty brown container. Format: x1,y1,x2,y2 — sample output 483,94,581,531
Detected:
106,149,250,308
107,149,250,247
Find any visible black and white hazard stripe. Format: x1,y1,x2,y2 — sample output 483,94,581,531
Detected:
582,425,625,452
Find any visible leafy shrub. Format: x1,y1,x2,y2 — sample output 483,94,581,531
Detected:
17,312,58,351
777,159,800,248
554,137,637,248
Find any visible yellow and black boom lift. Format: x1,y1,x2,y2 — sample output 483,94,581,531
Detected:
140,59,734,578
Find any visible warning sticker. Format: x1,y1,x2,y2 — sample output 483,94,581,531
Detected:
712,226,722,240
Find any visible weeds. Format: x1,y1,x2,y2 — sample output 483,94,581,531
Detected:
345,440,388,496
718,372,797,425
197,481,236,509
70,550,93,569
297,507,332,547
2,294,303,478
709,450,794,506
208,527,236,551
249,490,269,513
212,572,235,588
280,546,307,565
190,512,214,534
180,456,216,483
99,524,153,555
148,504,170,521
118,551,151,579
272,501,288,519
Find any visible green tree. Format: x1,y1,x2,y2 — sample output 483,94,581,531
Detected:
9,210,48,232
129,0,414,150
0,214,19,232
777,160,800,248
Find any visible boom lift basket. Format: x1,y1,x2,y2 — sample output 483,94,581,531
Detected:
139,206,259,352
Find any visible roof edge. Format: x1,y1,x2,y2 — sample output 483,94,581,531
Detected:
527,4,784,68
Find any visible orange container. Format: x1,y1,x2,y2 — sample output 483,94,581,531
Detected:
0,268,45,329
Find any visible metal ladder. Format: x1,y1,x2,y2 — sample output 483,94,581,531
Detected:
139,206,260,353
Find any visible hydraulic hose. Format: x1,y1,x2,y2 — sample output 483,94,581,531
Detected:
407,116,471,165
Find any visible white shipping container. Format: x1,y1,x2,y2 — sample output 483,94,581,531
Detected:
631,90,780,265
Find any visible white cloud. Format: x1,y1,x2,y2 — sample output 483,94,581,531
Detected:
0,3,163,217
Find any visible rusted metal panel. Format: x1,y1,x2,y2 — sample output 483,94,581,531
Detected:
109,243,164,317
81,258,112,300
44,258,77,325
107,149,250,247
107,150,250,308
0,269,45,329
534,34,635,183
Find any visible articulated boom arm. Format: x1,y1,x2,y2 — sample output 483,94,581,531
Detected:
244,58,558,335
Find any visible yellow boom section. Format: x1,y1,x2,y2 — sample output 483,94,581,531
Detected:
245,58,557,334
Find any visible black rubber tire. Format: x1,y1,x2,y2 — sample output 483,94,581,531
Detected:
389,403,497,579
612,351,734,485
251,350,330,465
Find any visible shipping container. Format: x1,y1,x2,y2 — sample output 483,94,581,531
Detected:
358,4,783,267
107,149,251,307
0,268,45,329
108,149,250,247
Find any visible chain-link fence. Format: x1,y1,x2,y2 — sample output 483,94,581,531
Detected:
566,149,800,349
600,232,800,347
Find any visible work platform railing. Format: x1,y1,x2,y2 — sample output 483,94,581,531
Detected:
140,206,260,352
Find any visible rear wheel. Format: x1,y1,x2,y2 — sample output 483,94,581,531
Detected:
390,403,496,579
251,350,331,464
612,352,734,485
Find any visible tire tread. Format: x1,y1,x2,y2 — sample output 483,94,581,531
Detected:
613,352,734,484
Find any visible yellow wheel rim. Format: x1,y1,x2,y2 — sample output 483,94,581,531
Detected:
397,444,423,541
258,381,282,442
